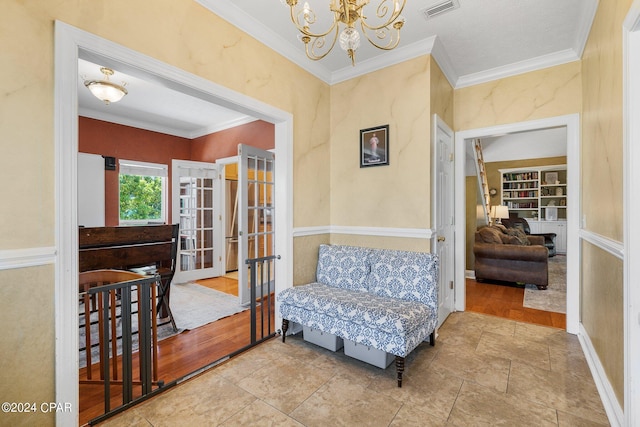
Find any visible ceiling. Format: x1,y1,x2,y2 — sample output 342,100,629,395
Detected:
78,0,597,140
78,59,256,139
198,0,598,86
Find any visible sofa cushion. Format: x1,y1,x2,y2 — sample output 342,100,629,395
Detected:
500,234,521,245
278,282,432,336
368,250,439,307
478,226,503,244
492,224,508,233
316,244,371,292
506,228,531,245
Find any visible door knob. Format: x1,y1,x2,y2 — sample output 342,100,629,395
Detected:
437,236,445,242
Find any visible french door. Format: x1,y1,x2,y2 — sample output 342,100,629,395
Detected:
237,145,275,306
172,160,223,283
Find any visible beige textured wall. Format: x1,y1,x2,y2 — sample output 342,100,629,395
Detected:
581,241,624,404
0,266,55,427
293,234,330,286
0,0,331,418
329,56,431,230
430,59,455,128
580,0,631,407
454,61,582,131
330,234,431,252
582,1,627,241
1,1,331,249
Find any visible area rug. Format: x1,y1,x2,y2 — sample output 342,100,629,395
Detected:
170,282,247,330
79,282,247,368
523,255,566,313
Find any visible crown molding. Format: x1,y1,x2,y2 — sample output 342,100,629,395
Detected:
455,48,580,89
190,116,257,138
79,107,256,139
196,0,594,89
575,0,599,58
330,37,436,84
79,107,193,138
196,0,436,85
429,35,458,89
195,0,333,83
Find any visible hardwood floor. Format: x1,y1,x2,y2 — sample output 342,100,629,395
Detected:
465,277,566,329
79,276,274,426
197,275,239,296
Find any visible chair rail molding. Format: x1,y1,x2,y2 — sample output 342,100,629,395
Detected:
0,247,56,271
293,226,434,239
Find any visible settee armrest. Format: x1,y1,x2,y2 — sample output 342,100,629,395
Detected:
527,235,545,246
473,242,548,262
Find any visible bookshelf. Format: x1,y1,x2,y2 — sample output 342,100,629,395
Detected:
500,165,567,221
499,165,567,253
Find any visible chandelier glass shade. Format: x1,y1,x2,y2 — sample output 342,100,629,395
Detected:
285,0,406,66
84,67,128,105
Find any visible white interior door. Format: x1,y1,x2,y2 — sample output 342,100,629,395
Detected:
172,159,223,283
433,115,455,326
238,145,275,306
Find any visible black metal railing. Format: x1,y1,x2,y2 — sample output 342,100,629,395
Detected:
246,255,280,344
81,274,166,425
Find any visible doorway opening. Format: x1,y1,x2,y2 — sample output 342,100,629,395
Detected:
454,114,580,334
55,21,293,425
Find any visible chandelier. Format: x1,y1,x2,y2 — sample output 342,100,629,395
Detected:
84,67,128,105
285,0,406,66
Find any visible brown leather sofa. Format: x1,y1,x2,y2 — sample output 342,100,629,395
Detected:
474,225,549,290
502,217,556,257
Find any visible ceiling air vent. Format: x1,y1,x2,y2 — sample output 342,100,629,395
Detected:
421,0,460,20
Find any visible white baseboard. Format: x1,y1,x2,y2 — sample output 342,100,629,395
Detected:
579,323,624,426
465,269,476,279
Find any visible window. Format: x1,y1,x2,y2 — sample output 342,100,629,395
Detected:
119,159,168,225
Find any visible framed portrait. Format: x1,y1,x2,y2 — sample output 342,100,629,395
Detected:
360,125,389,168
544,171,559,185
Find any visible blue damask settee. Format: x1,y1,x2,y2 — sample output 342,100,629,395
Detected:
278,244,439,387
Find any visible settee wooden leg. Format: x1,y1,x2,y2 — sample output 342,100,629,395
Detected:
395,356,405,388
429,331,436,346
281,319,289,342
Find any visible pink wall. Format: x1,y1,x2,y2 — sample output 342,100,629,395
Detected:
79,117,275,226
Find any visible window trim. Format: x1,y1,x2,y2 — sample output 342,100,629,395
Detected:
118,159,168,225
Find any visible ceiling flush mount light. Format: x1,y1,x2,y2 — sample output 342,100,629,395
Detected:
84,67,128,105
285,0,406,66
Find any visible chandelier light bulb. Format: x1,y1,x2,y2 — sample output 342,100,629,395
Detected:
339,27,361,51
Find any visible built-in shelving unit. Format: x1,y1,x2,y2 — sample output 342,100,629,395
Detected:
500,165,567,221
499,164,568,253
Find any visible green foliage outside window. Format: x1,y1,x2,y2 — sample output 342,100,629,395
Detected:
119,174,163,220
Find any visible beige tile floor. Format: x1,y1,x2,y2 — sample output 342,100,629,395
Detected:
100,311,609,426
